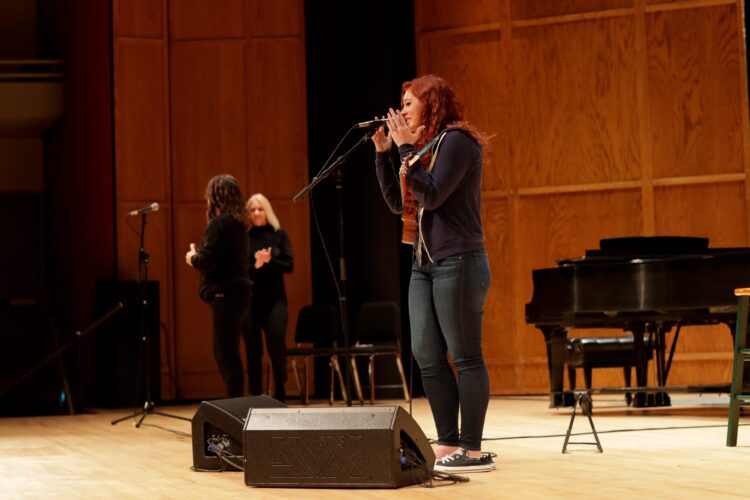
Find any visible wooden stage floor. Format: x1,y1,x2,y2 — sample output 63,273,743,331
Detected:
1,394,748,498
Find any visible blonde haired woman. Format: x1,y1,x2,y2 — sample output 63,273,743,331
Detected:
241,193,293,401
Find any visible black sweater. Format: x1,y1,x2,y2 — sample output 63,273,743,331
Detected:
248,225,293,305
191,213,251,302
375,128,484,261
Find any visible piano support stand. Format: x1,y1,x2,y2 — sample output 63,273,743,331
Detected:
562,390,603,454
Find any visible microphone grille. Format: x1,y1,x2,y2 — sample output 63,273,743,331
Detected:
152,202,160,212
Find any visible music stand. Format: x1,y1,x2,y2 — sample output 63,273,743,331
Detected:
111,211,190,427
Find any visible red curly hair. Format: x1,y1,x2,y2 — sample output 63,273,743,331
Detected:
401,74,487,165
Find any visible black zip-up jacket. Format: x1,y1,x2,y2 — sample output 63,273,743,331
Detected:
191,213,251,302
374,127,484,261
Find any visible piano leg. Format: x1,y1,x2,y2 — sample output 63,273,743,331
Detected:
543,326,574,407
630,327,649,407
653,325,671,407
630,324,672,407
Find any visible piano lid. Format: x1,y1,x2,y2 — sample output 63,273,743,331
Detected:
527,236,750,320
559,236,715,265
597,236,708,254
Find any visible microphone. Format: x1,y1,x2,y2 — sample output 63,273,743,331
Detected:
354,118,388,129
128,202,159,217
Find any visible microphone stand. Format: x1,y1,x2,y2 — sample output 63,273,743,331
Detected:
112,212,190,427
293,128,373,407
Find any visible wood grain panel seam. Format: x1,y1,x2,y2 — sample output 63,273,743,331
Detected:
635,0,655,235
170,36,246,43
179,368,227,375
652,173,745,187
117,199,170,204
117,36,165,42
173,199,219,205
644,0,735,14
482,189,511,199
165,0,178,396
416,22,502,38
736,0,750,244
669,352,733,361
248,35,305,41
518,181,642,197
510,8,634,30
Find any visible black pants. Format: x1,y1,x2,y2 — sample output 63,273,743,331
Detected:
242,299,288,400
210,285,252,398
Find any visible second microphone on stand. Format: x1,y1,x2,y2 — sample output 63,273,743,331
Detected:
128,202,159,217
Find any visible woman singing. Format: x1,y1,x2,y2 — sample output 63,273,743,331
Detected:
371,75,494,473
242,193,293,402
185,174,252,398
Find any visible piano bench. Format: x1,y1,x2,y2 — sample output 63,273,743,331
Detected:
566,336,651,405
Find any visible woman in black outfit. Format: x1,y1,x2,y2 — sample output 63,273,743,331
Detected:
185,174,252,398
242,193,293,402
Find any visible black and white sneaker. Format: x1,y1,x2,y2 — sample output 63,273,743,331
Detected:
433,449,496,473
480,451,497,467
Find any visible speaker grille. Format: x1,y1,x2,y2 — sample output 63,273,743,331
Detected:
243,406,433,488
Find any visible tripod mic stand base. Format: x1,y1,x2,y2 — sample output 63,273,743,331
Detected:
111,400,191,427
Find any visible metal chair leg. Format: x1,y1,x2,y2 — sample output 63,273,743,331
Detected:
395,354,410,401
369,355,375,404
329,358,335,405
303,357,310,405
266,364,274,397
291,359,302,402
330,356,348,404
350,356,364,404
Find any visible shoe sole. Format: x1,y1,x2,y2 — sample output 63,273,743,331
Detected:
433,464,496,473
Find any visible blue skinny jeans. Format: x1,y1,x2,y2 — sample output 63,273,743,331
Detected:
409,250,491,451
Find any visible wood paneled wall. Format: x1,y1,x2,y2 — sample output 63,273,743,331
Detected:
113,0,310,399
414,0,750,394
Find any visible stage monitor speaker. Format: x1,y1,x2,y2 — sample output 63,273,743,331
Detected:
192,395,286,472
243,406,435,488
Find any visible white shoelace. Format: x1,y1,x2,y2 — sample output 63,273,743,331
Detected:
437,451,468,464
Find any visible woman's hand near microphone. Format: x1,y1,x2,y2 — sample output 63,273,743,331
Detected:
386,108,423,147
371,116,392,153
371,108,425,151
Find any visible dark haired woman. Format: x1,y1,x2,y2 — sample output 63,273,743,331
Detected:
186,174,252,398
371,75,494,473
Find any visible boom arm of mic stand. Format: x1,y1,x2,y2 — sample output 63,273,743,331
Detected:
292,129,373,203
290,126,373,406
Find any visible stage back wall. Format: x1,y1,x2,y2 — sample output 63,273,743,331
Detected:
112,0,750,398
414,0,750,394
112,0,311,399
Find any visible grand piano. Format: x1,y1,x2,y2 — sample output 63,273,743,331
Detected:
525,236,750,407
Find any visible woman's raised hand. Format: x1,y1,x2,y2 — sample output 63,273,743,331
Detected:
370,116,392,153
185,243,197,267
254,247,272,269
387,108,423,147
